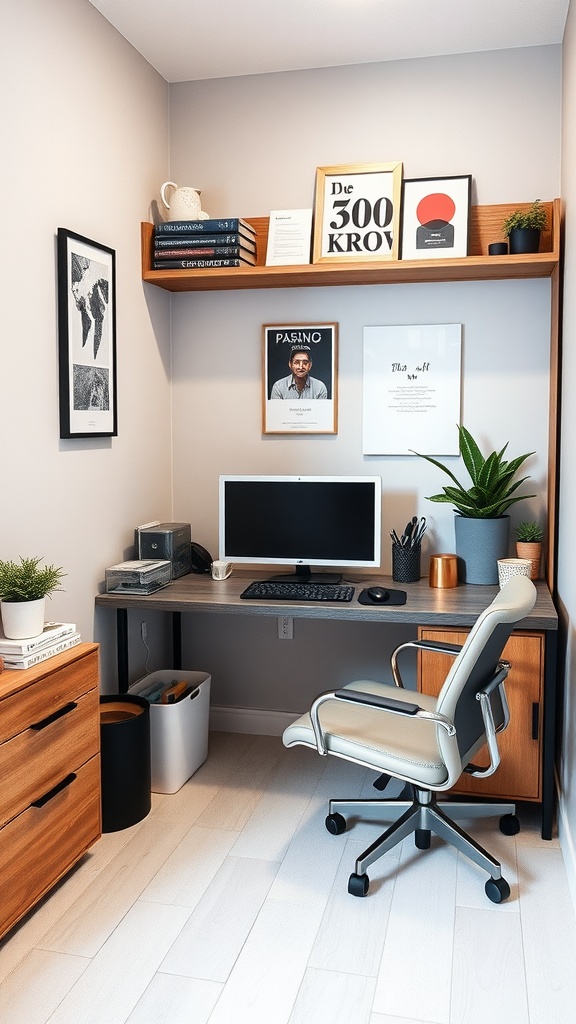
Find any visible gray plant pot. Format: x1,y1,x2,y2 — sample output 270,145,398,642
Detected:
454,515,510,584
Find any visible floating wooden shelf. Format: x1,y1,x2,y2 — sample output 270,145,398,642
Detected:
141,200,561,292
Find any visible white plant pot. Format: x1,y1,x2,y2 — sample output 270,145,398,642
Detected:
0,597,46,639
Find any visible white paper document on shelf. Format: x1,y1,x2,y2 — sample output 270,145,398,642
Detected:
266,209,312,266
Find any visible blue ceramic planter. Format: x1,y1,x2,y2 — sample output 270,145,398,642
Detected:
454,515,510,584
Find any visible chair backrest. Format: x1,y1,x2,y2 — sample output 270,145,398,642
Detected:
435,575,537,766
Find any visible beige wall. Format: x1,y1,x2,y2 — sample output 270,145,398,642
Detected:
559,1,576,903
0,0,172,685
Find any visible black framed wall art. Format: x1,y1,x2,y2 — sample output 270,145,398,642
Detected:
400,175,472,260
57,228,117,438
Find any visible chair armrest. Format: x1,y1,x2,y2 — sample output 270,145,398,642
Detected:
310,688,455,756
390,639,463,687
466,662,511,778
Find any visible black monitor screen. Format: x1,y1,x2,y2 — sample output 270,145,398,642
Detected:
219,475,381,579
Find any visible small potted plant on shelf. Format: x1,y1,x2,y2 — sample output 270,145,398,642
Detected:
502,200,547,255
413,425,535,584
0,556,66,639
514,521,543,580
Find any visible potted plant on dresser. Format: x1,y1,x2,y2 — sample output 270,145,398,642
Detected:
413,425,536,584
515,521,543,579
0,556,66,639
502,199,547,255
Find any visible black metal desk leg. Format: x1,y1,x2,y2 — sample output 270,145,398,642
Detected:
541,629,558,840
117,608,129,694
172,611,182,670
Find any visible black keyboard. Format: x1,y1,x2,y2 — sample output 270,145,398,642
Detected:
240,580,355,603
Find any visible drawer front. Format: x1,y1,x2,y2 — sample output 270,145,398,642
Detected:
0,755,101,941
0,687,100,828
0,649,98,744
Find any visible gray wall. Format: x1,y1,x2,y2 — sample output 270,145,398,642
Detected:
167,48,560,714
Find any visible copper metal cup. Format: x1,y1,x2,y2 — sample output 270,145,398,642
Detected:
429,553,458,588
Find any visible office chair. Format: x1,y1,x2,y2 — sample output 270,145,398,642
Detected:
283,575,537,903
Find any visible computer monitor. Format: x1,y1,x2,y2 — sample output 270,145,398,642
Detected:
218,475,382,583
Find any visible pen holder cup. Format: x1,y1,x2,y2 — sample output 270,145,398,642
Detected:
392,544,421,583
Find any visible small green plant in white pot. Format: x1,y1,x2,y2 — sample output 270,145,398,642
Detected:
514,521,543,580
0,556,66,639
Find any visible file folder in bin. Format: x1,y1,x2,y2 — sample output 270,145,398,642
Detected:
129,671,210,793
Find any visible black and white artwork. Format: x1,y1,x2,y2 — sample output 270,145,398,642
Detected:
57,228,117,438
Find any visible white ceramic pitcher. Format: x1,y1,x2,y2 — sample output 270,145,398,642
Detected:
160,182,209,222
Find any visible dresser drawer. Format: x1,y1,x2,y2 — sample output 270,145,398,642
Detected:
0,648,98,745
0,755,101,940
0,687,99,828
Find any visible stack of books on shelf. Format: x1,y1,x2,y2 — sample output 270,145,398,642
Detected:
152,217,257,269
0,621,80,670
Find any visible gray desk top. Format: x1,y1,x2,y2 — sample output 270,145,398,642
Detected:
96,570,557,631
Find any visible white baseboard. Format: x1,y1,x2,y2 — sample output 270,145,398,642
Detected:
558,792,576,916
209,704,299,736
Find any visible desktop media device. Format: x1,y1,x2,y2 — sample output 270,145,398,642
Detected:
219,475,381,583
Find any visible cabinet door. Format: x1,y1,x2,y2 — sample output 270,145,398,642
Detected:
417,628,544,801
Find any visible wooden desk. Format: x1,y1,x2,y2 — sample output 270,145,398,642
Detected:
95,571,558,837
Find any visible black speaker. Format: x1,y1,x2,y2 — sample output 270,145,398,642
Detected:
138,522,192,578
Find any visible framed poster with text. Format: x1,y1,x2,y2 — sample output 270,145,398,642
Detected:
312,162,403,264
400,175,472,260
263,322,338,434
362,323,462,455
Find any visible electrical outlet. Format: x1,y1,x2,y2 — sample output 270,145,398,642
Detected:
140,621,147,642
278,616,293,639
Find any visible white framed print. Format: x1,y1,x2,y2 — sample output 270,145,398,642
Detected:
400,175,472,260
362,324,462,455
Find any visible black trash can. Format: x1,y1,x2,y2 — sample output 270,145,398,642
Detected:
100,694,151,832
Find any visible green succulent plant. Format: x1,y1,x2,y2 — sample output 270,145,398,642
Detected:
412,425,536,519
502,200,547,237
515,521,543,542
0,556,66,602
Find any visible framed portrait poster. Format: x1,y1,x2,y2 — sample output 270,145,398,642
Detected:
263,322,338,434
400,175,472,260
362,323,462,455
312,162,403,264
57,228,117,438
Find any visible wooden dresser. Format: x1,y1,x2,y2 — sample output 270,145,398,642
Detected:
0,643,101,940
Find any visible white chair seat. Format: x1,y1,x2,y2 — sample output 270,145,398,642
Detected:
284,679,448,788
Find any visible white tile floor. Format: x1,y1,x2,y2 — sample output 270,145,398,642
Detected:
1,731,575,1024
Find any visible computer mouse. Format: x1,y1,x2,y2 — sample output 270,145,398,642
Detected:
367,586,390,603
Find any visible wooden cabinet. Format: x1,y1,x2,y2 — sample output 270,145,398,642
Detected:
0,643,101,940
417,627,544,802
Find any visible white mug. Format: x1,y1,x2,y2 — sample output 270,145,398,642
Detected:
211,560,233,580
497,558,531,589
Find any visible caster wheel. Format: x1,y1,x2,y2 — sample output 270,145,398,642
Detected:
499,813,520,836
348,872,369,897
485,876,510,904
325,812,347,836
415,828,431,849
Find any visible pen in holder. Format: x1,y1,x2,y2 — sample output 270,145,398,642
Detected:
392,543,421,583
390,516,426,583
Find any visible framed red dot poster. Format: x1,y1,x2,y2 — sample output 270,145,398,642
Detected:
399,175,472,260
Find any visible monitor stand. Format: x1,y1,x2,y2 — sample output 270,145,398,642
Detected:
266,565,342,585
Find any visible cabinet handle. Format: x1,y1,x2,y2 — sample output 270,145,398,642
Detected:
532,702,540,740
31,773,77,808
30,701,78,730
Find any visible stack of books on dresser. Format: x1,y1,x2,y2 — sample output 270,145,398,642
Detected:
0,621,80,670
153,217,257,269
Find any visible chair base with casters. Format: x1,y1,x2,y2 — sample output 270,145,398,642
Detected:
325,784,519,902
282,576,537,905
